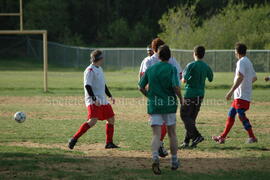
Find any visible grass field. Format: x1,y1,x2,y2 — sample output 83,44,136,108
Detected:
0,66,270,179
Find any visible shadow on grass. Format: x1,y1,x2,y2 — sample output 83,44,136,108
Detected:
0,147,270,180
209,146,270,151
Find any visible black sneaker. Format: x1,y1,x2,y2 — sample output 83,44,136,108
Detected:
105,142,119,149
190,136,204,148
68,138,77,149
178,142,189,149
158,142,168,158
152,159,161,175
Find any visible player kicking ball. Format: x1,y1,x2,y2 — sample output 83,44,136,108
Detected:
139,45,182,175
212,43,258,144
68,50,119,149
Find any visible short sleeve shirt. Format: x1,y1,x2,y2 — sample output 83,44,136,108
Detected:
234,56,256,101
139,62,180,114
84,64,108,106
183,60,213,98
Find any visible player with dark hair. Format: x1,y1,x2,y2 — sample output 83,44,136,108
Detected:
139,45,182,174
179,45,213,149
68,50,119,149
213,43,257,144
140,38,182,158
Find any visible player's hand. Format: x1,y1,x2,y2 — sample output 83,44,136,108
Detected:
265,77,270,81
110,97,115,104
94,101,101,106
225,91,233,101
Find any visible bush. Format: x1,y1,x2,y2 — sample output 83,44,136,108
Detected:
159,4,270,49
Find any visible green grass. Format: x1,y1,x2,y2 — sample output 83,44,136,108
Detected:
0,70,269,97
0,68,270,179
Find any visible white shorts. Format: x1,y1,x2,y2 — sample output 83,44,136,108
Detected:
149,113,176,126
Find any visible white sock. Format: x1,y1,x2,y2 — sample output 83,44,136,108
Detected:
152,151,159,160
171,154,178,161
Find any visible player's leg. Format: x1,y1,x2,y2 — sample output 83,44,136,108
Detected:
167,115,179,171
190,97,204,148
236,108,257,143
158,123,168,157
151,125,162,175
180,98,193,148
68,118,98,149
105,116,119,148
212,101,237,144
149,114,163,175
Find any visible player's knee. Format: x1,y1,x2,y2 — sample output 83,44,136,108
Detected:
236,109,246,117
107,117,115,125
242,119,252,130
228,107,237,117
87,118,97,127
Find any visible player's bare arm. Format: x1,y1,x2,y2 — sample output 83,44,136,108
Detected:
226,72,244,100
139,86,148,97
173,86,183,105
252,76,257,83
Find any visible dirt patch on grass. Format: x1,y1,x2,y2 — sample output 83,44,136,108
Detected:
2,141,270,174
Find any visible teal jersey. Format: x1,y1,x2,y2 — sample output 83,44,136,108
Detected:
183,60,213,98
139,62,180,114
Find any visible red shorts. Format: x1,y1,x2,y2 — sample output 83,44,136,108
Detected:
231,99,250,110
87,104,115,120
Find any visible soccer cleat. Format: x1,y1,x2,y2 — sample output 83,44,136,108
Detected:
178,142,189,149
246,137,258,144
190,136,204,148
171,159,180,170
68,138,77,149
152,158,161,175
105,142,120,149
158,142,168,157
212,136,225,144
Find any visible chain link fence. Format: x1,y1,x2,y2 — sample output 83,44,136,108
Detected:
1,36,270,72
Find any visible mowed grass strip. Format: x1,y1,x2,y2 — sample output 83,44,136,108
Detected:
0,70,269,96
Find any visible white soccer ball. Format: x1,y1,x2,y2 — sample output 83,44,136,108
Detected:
14,112,26,123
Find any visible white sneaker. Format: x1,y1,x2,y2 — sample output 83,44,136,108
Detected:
246,137,258,144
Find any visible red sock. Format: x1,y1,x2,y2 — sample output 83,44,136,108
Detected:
247,128,256,138
106,123,114,144
221,117,235,138
73,122,90,140
160,123,167,141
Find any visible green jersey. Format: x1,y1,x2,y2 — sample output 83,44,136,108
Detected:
183,60,213,98
139,62,180,114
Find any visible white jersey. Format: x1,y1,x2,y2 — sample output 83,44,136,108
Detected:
139,56,151,76
234,56,256,102
84,64,108,106
144,53,182,81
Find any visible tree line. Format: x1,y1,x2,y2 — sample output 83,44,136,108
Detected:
0,0,269,48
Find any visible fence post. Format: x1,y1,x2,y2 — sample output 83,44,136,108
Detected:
267,50,270,72
132,50,135,71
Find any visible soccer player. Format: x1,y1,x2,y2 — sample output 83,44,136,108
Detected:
212,43,258,144
139,45,182,174
68,50,119,149
179,45,213,149
140,38,182,158
138,45,154,79
265,76,270,81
